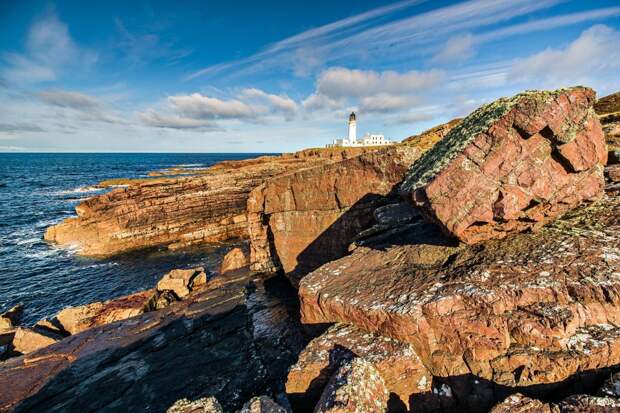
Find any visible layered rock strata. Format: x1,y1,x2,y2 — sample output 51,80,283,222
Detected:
400,87,607,244
299,193,620,411
0,271,304,413
247,145,423,285
44,149,371,257
595,91,620,163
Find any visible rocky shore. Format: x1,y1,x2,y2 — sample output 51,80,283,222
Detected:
1,86,620,412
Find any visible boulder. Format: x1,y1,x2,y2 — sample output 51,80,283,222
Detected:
299,194,620,410
157,267,207,298
490,394,557,413
248,145,423,286
0,304,23,331
558,395,620,412
11,327,61,355
54,289,154,335
220,247,249,274
314,358,389,413
286,323,431,412
400,87,607,244
238,396,287,413
167,397,223,413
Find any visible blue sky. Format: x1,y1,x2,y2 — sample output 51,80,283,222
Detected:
1,0,619,152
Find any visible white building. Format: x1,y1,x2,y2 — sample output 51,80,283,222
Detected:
326,112,394,148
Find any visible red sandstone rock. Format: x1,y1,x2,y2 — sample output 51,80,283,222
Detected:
220,247,249,274
157,267,207,299
286,323,430,411
314,358,389,413
43,149,375,257
53,289,154,335
11,327,61,355
247,145,423,285
400,87,607,244
0,304,23,331
299,194,620,394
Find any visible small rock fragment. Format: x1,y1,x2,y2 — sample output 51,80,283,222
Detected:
157,267,208,298
166,397,223,413
0,304,23,331
12,327,61,354
220,247,249,274
314,358,389,413
490,394,557,413
238,396,287,413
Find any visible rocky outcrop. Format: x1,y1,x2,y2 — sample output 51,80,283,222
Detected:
247,145,423,285
314,358,389,413
156,267,207,299
400,87,607,244
489,393,555,413
286,323,430,412
299,192,620,411
595,91,620,164
220,247,249,274
402,118,462,149
44,150,368,257
0,271,305,413
11,327,61,355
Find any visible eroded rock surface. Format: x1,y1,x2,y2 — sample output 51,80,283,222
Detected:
166,397,223,413
248,145,423,285
238,396,287,413
300,194,620,410
0,271,305,413
490,393,557,413
286,323,430,412
401,87,607,244
44,149,372,257
314,358,389,413
595,91,620,164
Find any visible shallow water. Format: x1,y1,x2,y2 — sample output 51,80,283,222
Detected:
0,152,269,324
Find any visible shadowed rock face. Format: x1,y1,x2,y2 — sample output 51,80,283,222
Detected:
595,91,620,164
44,149,376,257
400,87,607,244
299,194,620,403
247,146,423,286
0,271,306,413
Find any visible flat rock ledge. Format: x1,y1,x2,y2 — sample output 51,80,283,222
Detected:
299,193,620,410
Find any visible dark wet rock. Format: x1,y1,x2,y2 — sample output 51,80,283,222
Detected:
314,357,389,413
599,372,620,399
0,271,306,413
400,87,606,244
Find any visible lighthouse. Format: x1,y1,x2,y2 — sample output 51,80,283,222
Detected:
347,112,357,143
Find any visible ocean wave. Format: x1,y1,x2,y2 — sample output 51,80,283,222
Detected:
51,186,106,196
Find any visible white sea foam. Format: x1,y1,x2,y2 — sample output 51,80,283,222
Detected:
52,186,106,196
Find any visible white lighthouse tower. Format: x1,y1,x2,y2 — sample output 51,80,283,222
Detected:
347,112,357,143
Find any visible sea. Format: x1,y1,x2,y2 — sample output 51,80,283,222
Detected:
0,153,270,325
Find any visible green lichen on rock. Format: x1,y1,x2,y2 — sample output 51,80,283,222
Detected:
399,88,579,193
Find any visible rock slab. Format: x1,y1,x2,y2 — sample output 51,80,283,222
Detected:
401,87,607,244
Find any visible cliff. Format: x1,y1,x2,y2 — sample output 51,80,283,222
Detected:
44,148,379,257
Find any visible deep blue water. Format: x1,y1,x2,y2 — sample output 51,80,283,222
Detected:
0,153,270,324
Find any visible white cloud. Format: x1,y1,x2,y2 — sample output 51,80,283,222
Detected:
316,67,443,99
359,94,419,113
1,10,97,84
510,24,620,87
240,88,298,119
0,122,45,135
168,93,265,120
302,93,343,112
38,89,101,110
431,34,475,64
138,110,220,130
